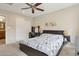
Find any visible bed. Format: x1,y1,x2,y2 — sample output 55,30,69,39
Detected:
19,30,65,56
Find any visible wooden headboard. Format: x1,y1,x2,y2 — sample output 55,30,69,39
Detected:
43,30,64,35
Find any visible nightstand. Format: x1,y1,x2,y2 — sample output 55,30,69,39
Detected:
64,36,70,42
29,32,41,38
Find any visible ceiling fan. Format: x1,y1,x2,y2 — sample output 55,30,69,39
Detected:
7,3,14,5
21,3,44,14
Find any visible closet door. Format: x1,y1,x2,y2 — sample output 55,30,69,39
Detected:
16,18,31,41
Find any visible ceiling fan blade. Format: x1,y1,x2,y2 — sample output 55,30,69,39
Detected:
32,8,34,13
21,7,30,10
7,3,13,5
26,3,32,7
34,3,42,7
36,8,44,11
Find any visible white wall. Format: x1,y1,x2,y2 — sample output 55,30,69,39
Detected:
75,5,79,49
16,15,32,41
0,9,32,44
32,4,79,43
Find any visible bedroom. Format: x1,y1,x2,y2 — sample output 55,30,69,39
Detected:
0,3,78,56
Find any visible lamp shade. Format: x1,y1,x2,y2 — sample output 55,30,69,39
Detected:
64,31,69,36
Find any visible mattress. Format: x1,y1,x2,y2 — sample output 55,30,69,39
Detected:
20,33,64,56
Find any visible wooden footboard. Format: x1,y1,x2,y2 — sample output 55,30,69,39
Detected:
19,43,48,56
19,42,65,56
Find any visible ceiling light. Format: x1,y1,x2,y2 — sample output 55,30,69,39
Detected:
0,16,5,22
0,19,3,21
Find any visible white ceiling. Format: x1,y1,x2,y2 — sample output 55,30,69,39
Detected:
0,3,77,17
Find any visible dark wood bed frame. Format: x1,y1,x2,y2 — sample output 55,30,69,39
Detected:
19,30,65,56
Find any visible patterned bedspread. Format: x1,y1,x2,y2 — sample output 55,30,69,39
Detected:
20,34,64,56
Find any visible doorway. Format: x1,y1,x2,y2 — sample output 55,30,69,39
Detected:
0,16,5,45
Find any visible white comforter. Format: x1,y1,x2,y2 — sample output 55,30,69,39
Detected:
20,34,64,56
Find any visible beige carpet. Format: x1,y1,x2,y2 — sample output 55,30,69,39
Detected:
0,39,5,45
0,42,75,56
59,42,75,56
0,43,27,56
